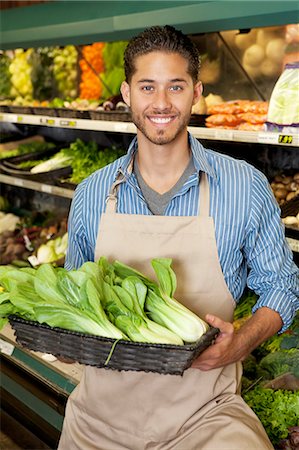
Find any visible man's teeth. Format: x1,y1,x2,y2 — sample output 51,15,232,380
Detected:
150,117,172,124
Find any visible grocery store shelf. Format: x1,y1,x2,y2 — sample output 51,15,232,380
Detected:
0,174,74,199
0,112,137,134
1,112,299,147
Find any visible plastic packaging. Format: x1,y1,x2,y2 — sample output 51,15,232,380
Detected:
266,62,299,132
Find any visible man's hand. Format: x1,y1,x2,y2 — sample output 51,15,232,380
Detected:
191,314,240,371
192,307,283,371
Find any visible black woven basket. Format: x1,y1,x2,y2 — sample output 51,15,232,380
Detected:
280,194,299,218
9,315,219,375
0,147,72,184
32,107,58,117
89,111,132,122
7,105,33,115
56,108,90,119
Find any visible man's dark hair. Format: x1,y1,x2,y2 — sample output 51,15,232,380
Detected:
124,25,200,83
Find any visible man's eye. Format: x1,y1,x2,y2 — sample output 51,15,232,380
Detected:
170,85,183,91
142,86,154,91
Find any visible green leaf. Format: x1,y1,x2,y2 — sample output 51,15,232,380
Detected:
151,258,177,297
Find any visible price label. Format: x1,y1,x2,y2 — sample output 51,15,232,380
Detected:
215,129,234,141
0,114,3,121
41,184,53,194
278,134,293,144
17,116,23,123
28,255,40,267
0,338,14,356
286,237,299,253
13,178,24,187
257,132,277,144
40,117,56,126
59,120,77,128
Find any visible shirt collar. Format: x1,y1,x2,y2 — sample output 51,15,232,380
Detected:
118,133,217,181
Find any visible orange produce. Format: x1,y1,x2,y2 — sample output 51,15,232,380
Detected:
79,42,105,100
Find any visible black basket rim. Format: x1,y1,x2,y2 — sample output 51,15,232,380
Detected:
8,314,219,351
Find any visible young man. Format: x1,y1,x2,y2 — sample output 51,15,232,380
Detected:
59,26,299,449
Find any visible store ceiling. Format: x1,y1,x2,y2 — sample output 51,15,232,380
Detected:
0,1,298,49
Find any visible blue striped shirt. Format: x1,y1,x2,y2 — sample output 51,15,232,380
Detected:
65,133,299,331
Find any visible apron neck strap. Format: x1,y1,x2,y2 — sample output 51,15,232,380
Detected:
105,172,126,213
105,157,134,213
199,172,210,217
105,167,210,217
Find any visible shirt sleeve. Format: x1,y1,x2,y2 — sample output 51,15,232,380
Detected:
244,169,299,332
64,179,95,270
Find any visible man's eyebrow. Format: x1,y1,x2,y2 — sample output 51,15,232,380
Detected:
137,78,188,83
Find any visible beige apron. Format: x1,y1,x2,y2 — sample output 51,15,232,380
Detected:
59,171,273,450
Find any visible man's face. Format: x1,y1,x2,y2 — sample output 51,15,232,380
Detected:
121,51,202,146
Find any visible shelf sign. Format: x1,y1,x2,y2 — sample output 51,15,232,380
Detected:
17,116,23,123
278,135,293,144
59,119,77,128
40,117,56,126
286,237,299,253
0,338,14,356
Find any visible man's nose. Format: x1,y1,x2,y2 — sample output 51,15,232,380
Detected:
152,89,171,110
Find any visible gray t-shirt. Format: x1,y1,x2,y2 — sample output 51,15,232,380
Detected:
134,157,196,215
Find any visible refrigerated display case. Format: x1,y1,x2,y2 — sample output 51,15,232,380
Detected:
0,2,298,448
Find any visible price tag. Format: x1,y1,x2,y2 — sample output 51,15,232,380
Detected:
17,116,23,123
257,132,278,144
59,120,77,128
28,255,40,267
0,338,15,356
41,184,53,194
113,122,129,132
278,134,293,144
0,114,3,121
214,129,234,141
40,117,56,126
286,237,299,253
13,178,24,187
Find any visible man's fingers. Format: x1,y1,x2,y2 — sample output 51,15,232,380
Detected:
205,314,234,334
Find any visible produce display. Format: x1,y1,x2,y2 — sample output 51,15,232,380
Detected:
266,61,299,132
221,27,286,80
233,291,299,449
0,257,208,345
270,172,299,205
30,47,56,102
205,99,268,130
0,53,11,99
5,138,126,185
52,45,78,99
8,48,33,103
0,136,55,160
0,202,68,267
79,42,105,100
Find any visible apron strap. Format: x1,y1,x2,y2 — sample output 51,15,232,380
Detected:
199,172,210,217
105,173,126,213
105,167,210,217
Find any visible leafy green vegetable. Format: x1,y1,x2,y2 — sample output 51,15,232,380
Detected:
244,387,299,444
58,139,125,184
97,261,183,345
0,263,124,339
31,153,73,173
0,257,209,345
113,257,209,343
0,141,55,160
259,350,299,379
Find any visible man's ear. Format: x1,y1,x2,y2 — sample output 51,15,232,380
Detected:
120,81,131,107
192,81,203,106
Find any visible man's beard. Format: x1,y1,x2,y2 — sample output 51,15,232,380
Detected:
131,111,190,145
